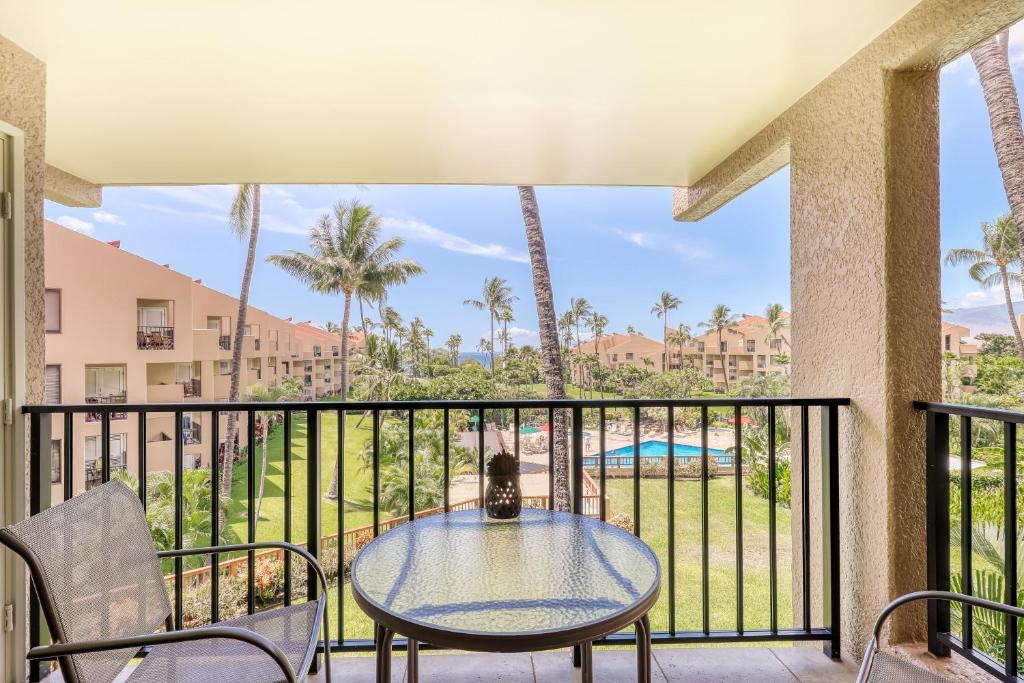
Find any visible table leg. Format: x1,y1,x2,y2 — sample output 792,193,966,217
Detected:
407,638,419,683
581,641,594,683
636,614,652,683
374,623,394,683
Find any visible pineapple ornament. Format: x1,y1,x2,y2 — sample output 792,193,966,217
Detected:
484,449,522,519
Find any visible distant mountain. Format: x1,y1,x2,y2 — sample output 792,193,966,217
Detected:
458,351,490,368
945,300,1024,336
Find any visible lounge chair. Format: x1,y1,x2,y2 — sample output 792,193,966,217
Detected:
1,480,330,683
857,590,1024,682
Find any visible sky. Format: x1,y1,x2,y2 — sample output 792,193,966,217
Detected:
43,24,1024,349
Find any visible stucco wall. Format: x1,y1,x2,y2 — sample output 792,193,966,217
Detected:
0,33,45,404
672,0,1024,659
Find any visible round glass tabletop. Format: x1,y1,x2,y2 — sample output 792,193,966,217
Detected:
351,509,661,650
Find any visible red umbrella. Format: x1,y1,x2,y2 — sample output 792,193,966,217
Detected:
539,423,551,432
727,415,756,426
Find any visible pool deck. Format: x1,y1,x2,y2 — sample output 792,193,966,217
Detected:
449,427,738,503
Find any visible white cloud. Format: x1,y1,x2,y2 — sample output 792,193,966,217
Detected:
261,214,309,236
147,185,236,213
954,287,1007,309
92,210,125,225
382,217,529,263
508,326,539,341
612,228,654,248
53,215,95,235
611,227,710,260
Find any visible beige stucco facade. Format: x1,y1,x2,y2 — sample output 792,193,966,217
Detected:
43,221,356,502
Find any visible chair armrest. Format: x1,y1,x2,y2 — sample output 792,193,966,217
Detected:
157,540,329,595
27,625,297,683
857,590,1024,682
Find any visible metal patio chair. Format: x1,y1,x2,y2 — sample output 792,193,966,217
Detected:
0,480,331,683
858,590,1024,682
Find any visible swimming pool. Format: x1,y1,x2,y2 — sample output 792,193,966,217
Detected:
583,440,732,468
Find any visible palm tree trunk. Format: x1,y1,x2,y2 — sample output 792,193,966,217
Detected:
254,412,269,529
489,312,496,376
1000,265,1024,360
326,291,353,501
719,329,730,392
973,32,1024,265
518,186,570,511
222,185,261,510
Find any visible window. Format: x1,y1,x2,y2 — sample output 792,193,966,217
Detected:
697,342,705,353
207,316,223,331
45,289,61,333
50,439,61,483
85,365,125,397
218,360,231,375
625,352,634,360
85,433,127,486
268,357,276,369
247,358,260,370
757,355,766,369
244,324,253,336
332,345,339,356
944,334,952,351
313,345,322,357
45,365,61,404
269,329,279,350
137,306,167,327
728,356,737,367
611,353,618,361
175,363,193,383
720,341,727,352
745,340,756,353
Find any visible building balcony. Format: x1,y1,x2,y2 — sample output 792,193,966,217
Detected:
137,325,174,350
84,392,127,422
219,335,231,351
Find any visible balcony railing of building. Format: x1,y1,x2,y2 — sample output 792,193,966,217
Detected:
219,335,231,351
84,454,126,491
84,392,127,422
917,401,1024,682
180,378,201,398
137,325,175,350
23,396,846,674
182,423,202,446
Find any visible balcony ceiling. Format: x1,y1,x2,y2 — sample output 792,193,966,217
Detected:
1,1,920,187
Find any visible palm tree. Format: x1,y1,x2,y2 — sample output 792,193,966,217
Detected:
946,215,1024,360
267,199,423,500
589,312,609,365
408,317,425,376
764,303,788,353
517,186,570,511
379,305,403,345
220,183,261,504
496,305,515,356
972,31,1024,269
477,338,492,360
666,323,691,369
701,304,739,391
651,291,681,372
446,333,462,366
464,277,516,376
568,298,592,397
423,325,434,377
246,376,302,530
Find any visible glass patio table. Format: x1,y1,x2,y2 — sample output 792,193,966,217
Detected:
351,508,661,683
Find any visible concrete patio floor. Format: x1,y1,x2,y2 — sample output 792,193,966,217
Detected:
321,646,860,682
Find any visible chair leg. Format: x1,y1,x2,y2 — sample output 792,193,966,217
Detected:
375,623,394,683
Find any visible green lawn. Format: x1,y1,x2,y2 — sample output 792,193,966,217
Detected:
218,418,794,642
527,383,622,399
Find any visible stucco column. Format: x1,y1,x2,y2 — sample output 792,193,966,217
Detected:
789,67,941,656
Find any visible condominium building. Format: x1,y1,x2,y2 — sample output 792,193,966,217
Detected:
43,221,359,498
575,313,791,390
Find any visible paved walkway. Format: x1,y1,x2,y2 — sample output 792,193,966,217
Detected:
325,646,859,682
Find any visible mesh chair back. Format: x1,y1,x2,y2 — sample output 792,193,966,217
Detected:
1,480,172,683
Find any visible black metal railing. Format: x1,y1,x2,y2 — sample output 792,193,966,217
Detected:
23,396,846,678
137,325,175,350
917,401,1024,682
219,335,231,351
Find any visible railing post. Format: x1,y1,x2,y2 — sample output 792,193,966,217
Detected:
925,409,950,657
571,405,583,513
28,413,51,682
821,404,841,660
306,408,322,673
